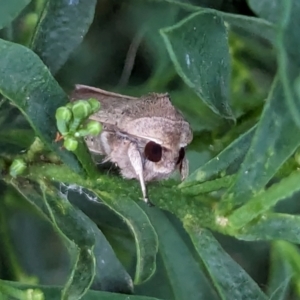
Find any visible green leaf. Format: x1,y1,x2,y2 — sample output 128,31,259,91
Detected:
180,175,236,196
92,190,158,285
187,228,268,300
58,186,134,293
1,280,160,300
31,0,97,74
0,38,97,177
219,77,300,213
236,213,300,243
228,171,300,229
181,126,256,188
12,179,96,299
9,179,132,299
267,241,293,300
0,0,31,30
160,10,234,120
248,0,300,129
141,207,218,300
155,0,276,41
270,241,300,298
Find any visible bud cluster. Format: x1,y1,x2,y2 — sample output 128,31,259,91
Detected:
55,98,102,151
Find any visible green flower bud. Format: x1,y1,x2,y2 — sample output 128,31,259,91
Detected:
64,137,78,151
68,118,81,133
69,100,93,133
75,121,102,137
55,107,72,122
66,102,73,109
55,107,72,135
26,289,44,300
9,158,27,177
88,98,101,113
71,100,92,119
86,120,102,136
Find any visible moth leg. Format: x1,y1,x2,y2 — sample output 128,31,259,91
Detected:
127,142,153,206
180,157,189,181
99,131,112,155
84,134,105,155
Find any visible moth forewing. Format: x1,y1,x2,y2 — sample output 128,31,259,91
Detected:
71,84,138,124
70,84,193,205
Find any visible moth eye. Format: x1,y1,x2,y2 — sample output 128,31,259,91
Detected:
176,147,185,165
144,141,162,162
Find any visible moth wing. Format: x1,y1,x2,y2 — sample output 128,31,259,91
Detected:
70,84,138,125
70,84,193,147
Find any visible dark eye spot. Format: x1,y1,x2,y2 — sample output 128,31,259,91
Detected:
144,141,162,162
176,148,185,165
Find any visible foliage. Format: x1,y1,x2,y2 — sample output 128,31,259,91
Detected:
0,0,300,299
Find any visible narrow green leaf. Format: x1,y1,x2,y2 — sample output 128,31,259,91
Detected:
9,179,132,299
0,38,97,177
93,190,158,285
0,0,31,30
181,126,256,188
270,241,300,297
31,0,97,74
219,77,300,213
141,207,218,300
228,171,300,229
236,213,300,244
187,228,268,300
267,241,293,300
160,10,234,120
1,280,161,300
181,175,236,196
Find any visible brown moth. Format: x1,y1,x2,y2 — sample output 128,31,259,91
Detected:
70,84,193,205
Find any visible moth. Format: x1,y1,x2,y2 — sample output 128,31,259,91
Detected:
70,85,193,205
